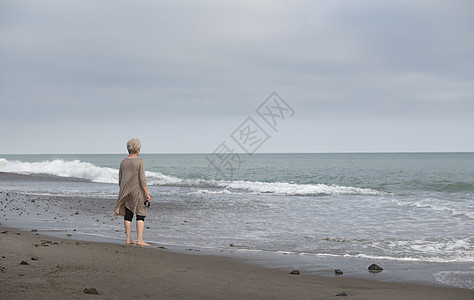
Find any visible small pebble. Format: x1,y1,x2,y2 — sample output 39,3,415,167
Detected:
336,292,348,296
290,270,300,275
83,288,99,295
20,261,29,265
368,264,383,273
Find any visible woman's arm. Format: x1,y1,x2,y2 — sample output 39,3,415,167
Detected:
118,166,122,186
139,160,151,202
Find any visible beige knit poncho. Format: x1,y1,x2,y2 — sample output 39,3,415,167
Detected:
114,157,148,217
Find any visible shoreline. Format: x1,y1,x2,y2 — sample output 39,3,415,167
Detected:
1,170,473,296
1,182,474,291
1,226,473,299
1,188,473,290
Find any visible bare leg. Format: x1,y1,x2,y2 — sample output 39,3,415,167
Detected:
136,220,150,246
124,220,135,245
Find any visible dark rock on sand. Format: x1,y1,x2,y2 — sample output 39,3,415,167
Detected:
368,264,383,273
336,292,348,296
335,269,343,275
290,270,300,275
31,256,39,261
20,260,29,265
84,288,99,295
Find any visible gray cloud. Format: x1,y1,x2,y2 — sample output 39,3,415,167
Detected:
1,0,473,153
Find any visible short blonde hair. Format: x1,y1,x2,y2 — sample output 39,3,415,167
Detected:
126,138,141,154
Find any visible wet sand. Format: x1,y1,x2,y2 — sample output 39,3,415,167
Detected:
1,226,473,299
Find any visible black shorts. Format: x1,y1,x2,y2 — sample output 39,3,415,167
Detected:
124,207,145,222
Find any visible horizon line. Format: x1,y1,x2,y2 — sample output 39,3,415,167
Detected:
1,151,474,155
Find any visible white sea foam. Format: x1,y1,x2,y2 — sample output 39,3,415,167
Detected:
223,180,383,196
391,198,474,219
0,158,383,196
0,158,118,183
193,189,234,195
308,252,474,263
317,237,474,263
433,271,474,289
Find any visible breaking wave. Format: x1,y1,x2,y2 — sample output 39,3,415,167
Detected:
0,158,383,196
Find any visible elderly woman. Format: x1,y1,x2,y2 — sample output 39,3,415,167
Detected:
114,138,151,246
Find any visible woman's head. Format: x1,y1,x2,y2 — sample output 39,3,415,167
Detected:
126,138,141,154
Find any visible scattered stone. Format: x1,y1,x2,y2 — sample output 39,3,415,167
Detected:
290,270,300,275
368,264,383,273
31,256,39,261
335,269,344,275
1,230,8,234
336,292,348,296
83,288,99,295
20,260,29,265
158,246,167,250
74,212,79,215
67,234,72,237
18,274,25,277
31,229,38,232
15,232,21,236
40,240,58,247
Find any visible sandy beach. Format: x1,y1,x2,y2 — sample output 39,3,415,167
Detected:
1,226,472,299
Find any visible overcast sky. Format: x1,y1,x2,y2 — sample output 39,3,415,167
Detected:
1,0,473,154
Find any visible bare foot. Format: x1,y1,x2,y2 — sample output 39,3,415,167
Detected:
126,240,136,245
137,241,150,247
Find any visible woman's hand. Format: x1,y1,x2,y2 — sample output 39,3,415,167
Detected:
143,186,151,202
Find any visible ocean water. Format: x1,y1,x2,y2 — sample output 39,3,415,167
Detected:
0,153,473,289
